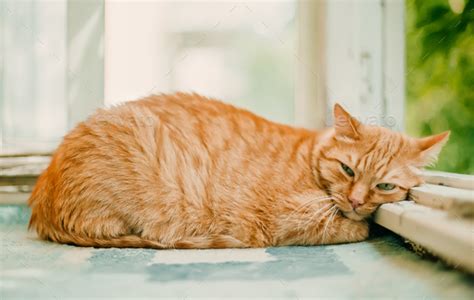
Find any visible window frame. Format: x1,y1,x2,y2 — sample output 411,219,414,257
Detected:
374,171,474,273
308,0,405,130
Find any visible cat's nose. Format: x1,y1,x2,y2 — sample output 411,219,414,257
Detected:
349,197,363,209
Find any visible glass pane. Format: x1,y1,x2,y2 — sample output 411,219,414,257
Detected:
106,1,296,125
1,0,67,153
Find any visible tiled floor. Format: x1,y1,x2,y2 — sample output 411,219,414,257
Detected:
1,205,473,299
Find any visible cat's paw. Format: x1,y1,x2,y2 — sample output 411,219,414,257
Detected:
350,220,369,242
322,215,369,244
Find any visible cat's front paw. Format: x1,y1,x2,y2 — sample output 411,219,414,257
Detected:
322,214,369,244
349,220,369,242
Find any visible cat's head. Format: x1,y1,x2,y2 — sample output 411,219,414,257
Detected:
314,103,450,221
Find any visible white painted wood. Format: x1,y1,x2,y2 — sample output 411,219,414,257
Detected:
0,191,30,205
325,1,359,118
0,155,50,170
326,0,383,125
0,2,4,148
294,0,327,129
382,0,405,131
67,0,105,128
410,184,474,217
324,0,404,130
422,170,474,190
0,151,52,158
0,156,48,189
374,201,474,273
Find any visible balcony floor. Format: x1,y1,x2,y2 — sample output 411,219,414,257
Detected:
1,205,473,299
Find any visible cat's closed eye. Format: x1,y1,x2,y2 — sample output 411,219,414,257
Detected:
340,163,355,177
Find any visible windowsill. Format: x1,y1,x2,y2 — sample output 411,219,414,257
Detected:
374,201,474,273
375,170,474,273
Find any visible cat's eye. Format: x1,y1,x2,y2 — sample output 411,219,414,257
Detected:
340,163,355,177
376,183,396,191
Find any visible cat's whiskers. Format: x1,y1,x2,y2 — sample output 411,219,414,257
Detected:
299,203,335,240
328,190,346,199
285,199,318,220
327,188,344,195
284,196,333,223
321,207,339,243
301,204,337,243
281,200,316,226
327,190,348,207
286,203,333,233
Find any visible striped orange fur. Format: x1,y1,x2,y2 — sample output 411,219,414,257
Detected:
28,93,449,249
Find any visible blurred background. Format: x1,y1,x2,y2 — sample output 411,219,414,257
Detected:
406,0,474,174
1,0,297,147
0,0,473,174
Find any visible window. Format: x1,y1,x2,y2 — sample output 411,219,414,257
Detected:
0,0,411,153
1,0,472,273
1,0,69,152
105,1,297,125
1,0,300,153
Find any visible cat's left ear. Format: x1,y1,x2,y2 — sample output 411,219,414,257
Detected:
333,103,361,140
415,131,450,166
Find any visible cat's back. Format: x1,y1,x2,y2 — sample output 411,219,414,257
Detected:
34,93,308,199
121,92,297,159
27,92,315,247
131,92,278,140
58,92,267,162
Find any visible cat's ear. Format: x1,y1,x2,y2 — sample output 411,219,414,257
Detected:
415,131,450,166
333,103,361,140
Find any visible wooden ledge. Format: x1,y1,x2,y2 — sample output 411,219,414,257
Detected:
422,170,474,190
374,201,474,273
410,184,474,217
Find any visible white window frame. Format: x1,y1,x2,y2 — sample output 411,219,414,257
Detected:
66,0,105,129
375,171,474,273
296,0,405,130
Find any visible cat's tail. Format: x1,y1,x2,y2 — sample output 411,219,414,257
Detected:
28,168,53,239
57,233,247,249
56,234,167,249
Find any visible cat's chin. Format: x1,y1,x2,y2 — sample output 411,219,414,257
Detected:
342,210,365,221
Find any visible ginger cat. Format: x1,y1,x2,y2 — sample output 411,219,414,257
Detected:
28,93,449,249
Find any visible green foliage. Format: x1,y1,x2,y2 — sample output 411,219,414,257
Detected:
406,0,474,174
